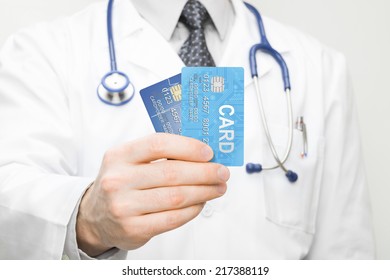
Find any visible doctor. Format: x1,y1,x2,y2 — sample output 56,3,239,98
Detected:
0,0,375,259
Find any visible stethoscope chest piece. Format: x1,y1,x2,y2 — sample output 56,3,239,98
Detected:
97,71,135,106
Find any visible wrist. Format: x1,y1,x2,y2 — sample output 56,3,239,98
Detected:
76,183,113,257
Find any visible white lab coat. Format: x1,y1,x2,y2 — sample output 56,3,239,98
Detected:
0,0,375,259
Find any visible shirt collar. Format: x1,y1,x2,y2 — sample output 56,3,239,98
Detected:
130,0,235,40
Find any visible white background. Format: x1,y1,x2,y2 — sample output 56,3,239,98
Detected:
0,0,389,259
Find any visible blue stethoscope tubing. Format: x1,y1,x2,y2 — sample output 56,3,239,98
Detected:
97,0,135,106
98,0,298,182
244,2,298,183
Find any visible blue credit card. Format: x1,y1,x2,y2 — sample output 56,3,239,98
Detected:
181,67,244,166
140,74,183,135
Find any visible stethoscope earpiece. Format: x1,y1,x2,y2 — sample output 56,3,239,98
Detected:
245,2,300,184
247,163,298,183
246,163,263,174
285,170,298,183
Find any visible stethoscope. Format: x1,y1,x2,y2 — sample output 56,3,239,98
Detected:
98,0,301,183
97,0,135,106
243,2,299,183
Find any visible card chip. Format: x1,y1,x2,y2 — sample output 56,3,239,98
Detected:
140,73,182,135
170,84,182,101
211,76,225,93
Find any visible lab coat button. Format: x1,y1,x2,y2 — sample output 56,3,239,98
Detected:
202,204,214,217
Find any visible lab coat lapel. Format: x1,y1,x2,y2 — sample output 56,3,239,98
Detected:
113,0,184,80
122,28,184,79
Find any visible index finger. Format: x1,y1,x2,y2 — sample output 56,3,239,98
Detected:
121,133,214,163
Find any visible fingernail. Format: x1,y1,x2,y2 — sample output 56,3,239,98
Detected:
217,184,227,194
201,145,214,161
217,166,230,182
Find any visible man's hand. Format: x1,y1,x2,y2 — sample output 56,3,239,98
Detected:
76,133,230,257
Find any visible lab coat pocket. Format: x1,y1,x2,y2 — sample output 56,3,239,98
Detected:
262,124,324,234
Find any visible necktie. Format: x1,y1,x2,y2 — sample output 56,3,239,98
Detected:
179,0,216,67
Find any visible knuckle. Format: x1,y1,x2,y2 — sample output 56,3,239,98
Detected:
108,203,124,219
168,188,185,208
99,175,120,194
165,212,181,229
102,148,118,166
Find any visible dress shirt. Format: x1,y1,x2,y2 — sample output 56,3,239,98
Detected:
131,0,235,64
